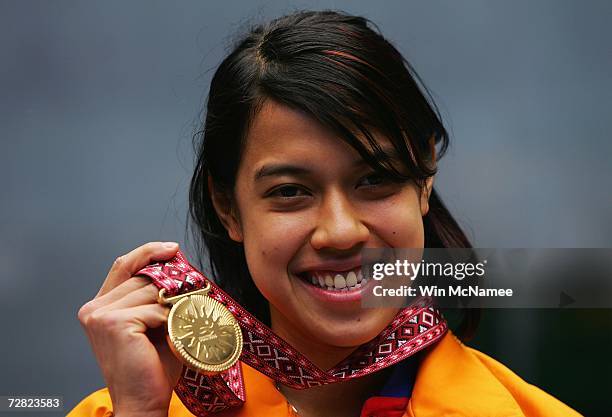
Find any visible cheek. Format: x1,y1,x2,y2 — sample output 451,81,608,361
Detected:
367,191,425,248
239,211,310,297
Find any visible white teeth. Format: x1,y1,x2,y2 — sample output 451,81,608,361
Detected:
334,274,347,289
303,268,366,291
346,271,357,287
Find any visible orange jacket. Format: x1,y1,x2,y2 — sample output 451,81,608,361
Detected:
67,331,582,416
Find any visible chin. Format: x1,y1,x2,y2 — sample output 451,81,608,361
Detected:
303,311,398,348
319,332,379,348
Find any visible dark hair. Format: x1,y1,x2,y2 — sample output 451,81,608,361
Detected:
189,10,480,340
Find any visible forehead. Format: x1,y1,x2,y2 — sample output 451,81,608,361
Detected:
242,99,392,164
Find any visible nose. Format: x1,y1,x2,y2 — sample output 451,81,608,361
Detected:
310,189,369,251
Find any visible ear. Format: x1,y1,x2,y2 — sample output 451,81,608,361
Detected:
208,175,244,242
420,175,434,217
420,135,437,217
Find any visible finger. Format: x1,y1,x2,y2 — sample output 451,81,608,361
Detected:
88,303,171,336
97,241,179,297
155,331,184,386
80,277,148,322
96,283,160,313
96,275,151,304
122,303,171,333
80,278,158,322
147,326,183,385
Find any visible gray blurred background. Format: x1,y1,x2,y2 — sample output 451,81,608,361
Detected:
1,0,610,416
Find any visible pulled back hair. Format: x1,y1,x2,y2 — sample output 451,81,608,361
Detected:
189,10,480,340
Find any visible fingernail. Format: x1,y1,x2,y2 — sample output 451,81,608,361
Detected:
163,242,178,249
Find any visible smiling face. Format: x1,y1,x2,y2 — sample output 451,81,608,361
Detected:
211,99,433,362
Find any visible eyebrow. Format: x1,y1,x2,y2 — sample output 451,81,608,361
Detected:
254,164,311,181
253,147,403,181
357,148,403,166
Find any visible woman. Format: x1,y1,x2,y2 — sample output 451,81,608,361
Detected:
69,10,581,417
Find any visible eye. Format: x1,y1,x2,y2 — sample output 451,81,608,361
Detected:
268,185,309,199
358,173,391,187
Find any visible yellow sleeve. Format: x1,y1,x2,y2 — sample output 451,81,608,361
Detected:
66,387,113,417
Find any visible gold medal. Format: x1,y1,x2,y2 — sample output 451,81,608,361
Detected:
157,283,243,374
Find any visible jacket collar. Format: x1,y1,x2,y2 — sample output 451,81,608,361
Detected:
408,331,525,417
235,331,527,417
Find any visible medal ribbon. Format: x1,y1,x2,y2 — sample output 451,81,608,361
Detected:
137,250,447,416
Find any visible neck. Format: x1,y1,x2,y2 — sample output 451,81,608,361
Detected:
277,369,392,417
269,307,357,370
269,307,393,417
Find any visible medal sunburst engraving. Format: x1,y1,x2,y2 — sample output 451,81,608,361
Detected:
167,293,242,372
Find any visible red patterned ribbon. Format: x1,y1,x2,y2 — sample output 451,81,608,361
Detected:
137,251,447,416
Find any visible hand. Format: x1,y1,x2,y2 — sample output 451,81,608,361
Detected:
78,242,183,417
